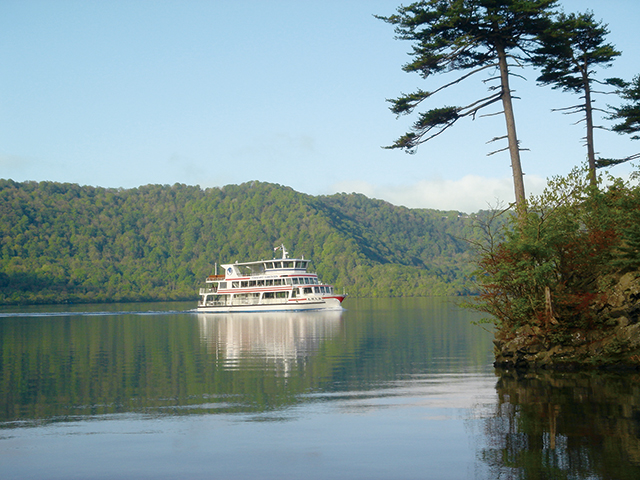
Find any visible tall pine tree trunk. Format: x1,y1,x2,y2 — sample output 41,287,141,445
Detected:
497,45,526,212
583,69,597,187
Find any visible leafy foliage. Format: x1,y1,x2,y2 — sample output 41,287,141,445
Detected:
470,168,640,340
534,11,620,93
0,179,487,305
379,0,555,148
610,74,640,140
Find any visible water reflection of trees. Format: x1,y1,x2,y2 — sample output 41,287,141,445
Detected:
0,311,346,424
478,370,640,479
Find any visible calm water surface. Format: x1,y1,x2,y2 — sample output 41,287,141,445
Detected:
1,298,639,479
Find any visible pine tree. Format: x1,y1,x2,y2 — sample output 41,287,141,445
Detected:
533,10,622,185
377,0,557,211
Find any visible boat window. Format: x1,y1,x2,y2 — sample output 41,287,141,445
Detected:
232,281,239,288
263,292,275,299
285,278,292,285
295,261,305,269
265,262,273,269
274,279,282,286
328,287,333,294
219,282,227,289
273,262,282,268
313,278,319,285
283,261,293,268
303,278,310,285
265,279,273,286
303,287,313,294
249,280,256,287
241,281,248,288
275,291,288,299
291,289,297,298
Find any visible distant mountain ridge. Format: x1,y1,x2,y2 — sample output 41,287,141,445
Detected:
0,179,484,305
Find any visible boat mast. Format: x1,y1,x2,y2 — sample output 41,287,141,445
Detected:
274,244,288,259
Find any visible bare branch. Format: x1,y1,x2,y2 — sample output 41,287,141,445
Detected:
591,90,618,95
509,72,527,81
551,105,583,113
486,135,508,144
412,119,460,144
480,110,505,118
487,146,510,156
468,96,503,120
459,93,502,115
426,63,497,99
507,55,526,68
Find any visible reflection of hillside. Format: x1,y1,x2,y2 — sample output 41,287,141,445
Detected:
197,310,343,375
478,371,640,478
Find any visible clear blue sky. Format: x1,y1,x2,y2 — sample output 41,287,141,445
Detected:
1,0,638,212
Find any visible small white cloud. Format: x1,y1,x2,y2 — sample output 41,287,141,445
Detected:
331,175,548,213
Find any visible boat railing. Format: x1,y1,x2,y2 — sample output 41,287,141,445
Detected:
200,288,216,295
206,274,225,282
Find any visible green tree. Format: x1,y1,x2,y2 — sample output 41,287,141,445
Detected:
611,75,640,139
602,74,640,167
377,0,557,211
470,167,638,338
533,10,622,185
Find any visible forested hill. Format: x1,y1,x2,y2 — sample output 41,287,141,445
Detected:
0,179,485,305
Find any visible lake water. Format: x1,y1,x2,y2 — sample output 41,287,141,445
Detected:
1,297,639,479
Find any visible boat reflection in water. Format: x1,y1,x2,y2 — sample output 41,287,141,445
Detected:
197,309,343,376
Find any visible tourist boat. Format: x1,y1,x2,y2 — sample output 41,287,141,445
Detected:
197,245,347,312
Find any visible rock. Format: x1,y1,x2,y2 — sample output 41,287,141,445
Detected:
618,272,638,291
493,269,640,371
617,316,630,328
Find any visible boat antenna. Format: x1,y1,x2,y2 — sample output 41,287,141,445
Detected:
273,244,288,259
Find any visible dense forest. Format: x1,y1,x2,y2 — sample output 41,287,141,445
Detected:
0,179,488,305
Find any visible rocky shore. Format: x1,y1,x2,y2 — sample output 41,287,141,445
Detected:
493,271,640,370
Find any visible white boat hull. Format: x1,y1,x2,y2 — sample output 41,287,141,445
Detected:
198,246,346,313
196,296,345,313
